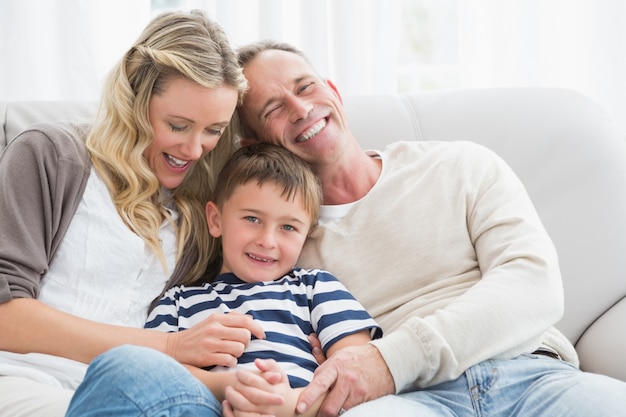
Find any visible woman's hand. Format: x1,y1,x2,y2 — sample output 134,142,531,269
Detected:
165,312,265,368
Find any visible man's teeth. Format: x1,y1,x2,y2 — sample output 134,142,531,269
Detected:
297,119,326,143
165,154,189,168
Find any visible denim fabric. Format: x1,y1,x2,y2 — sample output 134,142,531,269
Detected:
65,345,221,417
344,354,626,417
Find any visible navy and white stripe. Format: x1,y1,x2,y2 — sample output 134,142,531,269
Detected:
145,267,382,387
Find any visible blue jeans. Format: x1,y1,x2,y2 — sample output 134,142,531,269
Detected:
65,345,221,417
344,353,626,416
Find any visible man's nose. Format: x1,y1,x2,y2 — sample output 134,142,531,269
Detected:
288,96,313,123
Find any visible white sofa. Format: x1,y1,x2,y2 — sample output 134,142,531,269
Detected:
1,87,625,382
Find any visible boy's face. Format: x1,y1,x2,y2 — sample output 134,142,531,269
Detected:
206,181,312,283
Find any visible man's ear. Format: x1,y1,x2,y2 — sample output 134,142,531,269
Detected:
239,136,261,148
205,201,222,238
325,79,343,104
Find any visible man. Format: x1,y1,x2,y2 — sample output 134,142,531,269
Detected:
223,40,626,417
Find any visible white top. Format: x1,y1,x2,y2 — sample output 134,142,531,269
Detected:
298,141,577,391
0,168,178,389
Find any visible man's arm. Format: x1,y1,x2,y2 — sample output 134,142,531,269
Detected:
296,343,394,417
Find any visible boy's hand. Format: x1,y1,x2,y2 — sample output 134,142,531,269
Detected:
308,334,326,365
224,358,298,417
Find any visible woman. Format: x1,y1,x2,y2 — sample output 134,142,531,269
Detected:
0,10,262,417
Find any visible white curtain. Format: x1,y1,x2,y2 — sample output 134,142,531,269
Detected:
456,0,626,137
1,0,625,137
197,0,403,95
0,0,152,101
0,0,402,101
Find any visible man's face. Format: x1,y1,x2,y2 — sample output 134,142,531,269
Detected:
240,49,350,166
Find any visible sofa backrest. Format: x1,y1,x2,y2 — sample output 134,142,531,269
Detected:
345,87,626,344
0,101,98,150
2,87,625,370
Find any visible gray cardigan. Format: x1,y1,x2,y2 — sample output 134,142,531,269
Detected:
0,122,197,307
0,122,91,303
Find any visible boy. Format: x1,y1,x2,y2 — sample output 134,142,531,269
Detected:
145,143,381,416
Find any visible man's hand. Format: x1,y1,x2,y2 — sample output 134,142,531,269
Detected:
296,344,395,417
165,312,265,368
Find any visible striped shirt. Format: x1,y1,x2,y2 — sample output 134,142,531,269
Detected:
145,267,382,387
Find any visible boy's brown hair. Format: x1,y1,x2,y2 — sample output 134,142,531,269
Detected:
213,143,322,227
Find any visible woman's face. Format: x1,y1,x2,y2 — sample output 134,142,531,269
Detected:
145,77,238,189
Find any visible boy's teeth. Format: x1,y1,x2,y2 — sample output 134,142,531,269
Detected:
297,119,326,143
249,254,272,262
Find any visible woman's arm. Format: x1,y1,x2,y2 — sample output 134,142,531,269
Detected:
0,126,265,368
0,298,264,367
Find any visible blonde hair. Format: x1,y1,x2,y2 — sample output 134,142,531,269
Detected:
86,10,247,287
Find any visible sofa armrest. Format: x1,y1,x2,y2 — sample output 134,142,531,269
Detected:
575,296,626,380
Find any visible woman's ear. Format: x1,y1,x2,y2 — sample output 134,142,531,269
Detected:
205,201,222,238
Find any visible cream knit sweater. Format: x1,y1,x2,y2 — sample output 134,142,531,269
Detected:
298,140,577,392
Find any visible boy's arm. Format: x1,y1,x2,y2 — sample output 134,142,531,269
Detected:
325,329,373,358
184,364,239,402
223,331,374,417
222,359,324,417
185,362,295,414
